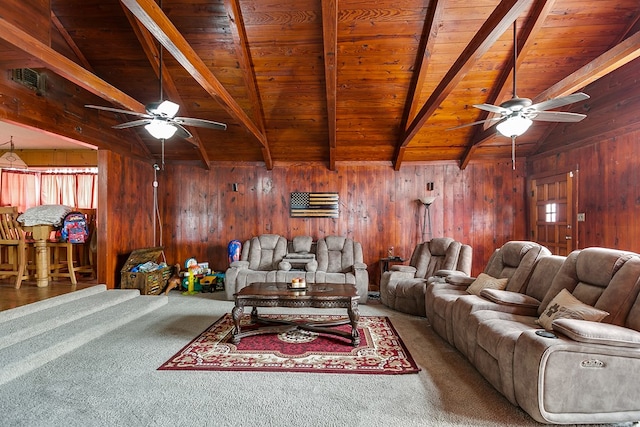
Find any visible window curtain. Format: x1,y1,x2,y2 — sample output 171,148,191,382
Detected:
77,174,98,209
0,169,38,212
0,169,97,212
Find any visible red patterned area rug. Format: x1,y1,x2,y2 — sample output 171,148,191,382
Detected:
158,313,420,375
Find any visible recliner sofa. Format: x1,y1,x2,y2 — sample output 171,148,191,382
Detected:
427,243,640,424
225,234,369,303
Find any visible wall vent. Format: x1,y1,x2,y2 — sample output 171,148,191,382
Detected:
11,68,46,94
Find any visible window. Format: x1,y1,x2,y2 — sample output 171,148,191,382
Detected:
545,203,557,223
0,168,97,212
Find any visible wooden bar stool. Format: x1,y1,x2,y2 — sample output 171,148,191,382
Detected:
45,208,96,284
0,207,30,289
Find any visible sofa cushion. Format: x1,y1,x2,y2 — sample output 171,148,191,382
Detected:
537,288,609,331
292,235,312,253
467,273,508,296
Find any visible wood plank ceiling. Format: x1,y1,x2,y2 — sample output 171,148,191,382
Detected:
0,0,639,170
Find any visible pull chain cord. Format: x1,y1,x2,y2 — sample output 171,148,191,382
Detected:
511,135,516,170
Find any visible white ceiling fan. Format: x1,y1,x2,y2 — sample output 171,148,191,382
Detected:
85,4,226,142
85,99,226,140
451,21,590,167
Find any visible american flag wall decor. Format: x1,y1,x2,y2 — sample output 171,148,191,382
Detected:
290,192,339,218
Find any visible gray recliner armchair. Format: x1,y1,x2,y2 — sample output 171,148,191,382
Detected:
380,237,472,316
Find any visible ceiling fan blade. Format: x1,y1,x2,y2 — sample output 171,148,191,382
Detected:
174,124,193,139
473,103,509,114
172,117,228,130
447,116,502,130
530,111,587,123
85,104,150,118
529,92,590,112
112,119,152,129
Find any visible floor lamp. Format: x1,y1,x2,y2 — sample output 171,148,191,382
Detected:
420,196,436,241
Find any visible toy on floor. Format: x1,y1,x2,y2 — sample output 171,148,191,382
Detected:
182,257,200,295
163,264,182,295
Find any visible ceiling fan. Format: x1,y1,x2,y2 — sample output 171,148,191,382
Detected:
85,100,227,140
451,21,589,166
85,16,226,141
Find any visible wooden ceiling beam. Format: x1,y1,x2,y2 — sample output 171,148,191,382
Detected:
394,0,444,170
529,29,640,155
460,0,556,169
401,0,444,130
0,14,154,158
50,11,94,72
122,6,210,169
533,30,640,103
393,0,530,171
321,0,338,171
224,0,272,170
0,17,145,113
120,0,271,167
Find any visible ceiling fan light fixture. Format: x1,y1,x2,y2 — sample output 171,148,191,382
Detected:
145,119,177,139
496,115,532,137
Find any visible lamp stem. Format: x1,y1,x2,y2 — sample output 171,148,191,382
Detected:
421,203,432,241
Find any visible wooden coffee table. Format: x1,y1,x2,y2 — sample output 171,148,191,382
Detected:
231,282,360,346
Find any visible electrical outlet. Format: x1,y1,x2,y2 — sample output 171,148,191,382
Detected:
577,213,585,222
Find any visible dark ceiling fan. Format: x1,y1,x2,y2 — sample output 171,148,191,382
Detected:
451,21,589,166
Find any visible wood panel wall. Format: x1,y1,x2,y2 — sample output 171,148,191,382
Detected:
529,57,640,254
97,150,156,288
156,160,527,290
528,129,640,253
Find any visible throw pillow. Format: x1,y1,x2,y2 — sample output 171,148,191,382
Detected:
466,273,508,296
537,288,609,331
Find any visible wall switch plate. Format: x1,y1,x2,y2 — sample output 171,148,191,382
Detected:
577,213,585,222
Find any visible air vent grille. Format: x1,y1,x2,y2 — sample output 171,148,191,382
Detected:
11,68,45,93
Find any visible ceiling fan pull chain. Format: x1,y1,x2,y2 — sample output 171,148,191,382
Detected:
511,135,516,170
161,138,166,170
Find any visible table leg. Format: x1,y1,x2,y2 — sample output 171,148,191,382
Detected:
231,304,244,344
348,301,360,346
33,240,49,288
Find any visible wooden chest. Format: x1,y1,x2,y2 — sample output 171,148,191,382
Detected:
120,247,172,295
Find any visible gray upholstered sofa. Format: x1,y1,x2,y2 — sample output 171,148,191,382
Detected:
427,243,640,424
225,234,369,303
379,237,472,316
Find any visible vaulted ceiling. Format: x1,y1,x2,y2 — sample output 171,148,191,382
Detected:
1,0,639,170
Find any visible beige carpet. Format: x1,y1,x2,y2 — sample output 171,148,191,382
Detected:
0,289,631,426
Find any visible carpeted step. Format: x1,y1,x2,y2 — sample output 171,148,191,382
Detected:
0,287,143,351
0,285,109,324
0,293,168,386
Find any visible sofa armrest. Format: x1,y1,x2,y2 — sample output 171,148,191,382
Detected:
278,261,292,271
353,262,367,270
552,319,640,348
480,289,541,309
434,269,466,278
306,260,318,272
229,260,249,270
445,275,475,287
391,265,416,274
